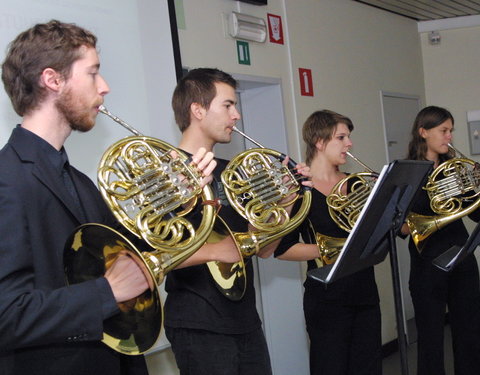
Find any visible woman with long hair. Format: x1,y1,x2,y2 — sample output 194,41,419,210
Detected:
402,105,480,375
275,110,381,375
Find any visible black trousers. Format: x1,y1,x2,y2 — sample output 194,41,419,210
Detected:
165,326,272,375
9,342,148,375
304,301,382,375
410,253,480,375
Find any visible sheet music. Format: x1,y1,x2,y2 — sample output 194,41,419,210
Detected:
325,164,389,282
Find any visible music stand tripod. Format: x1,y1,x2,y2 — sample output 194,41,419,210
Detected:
308,160,433,375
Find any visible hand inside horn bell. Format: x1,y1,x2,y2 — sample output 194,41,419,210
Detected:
104,250,151,309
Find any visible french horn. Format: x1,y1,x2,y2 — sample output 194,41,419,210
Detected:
314,152,378,267
206,126,312,300
63,105,216,355
406,143,480,252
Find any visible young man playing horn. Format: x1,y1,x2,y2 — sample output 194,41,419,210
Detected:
164,68,271,375
0,20,215,375
165,67,311,375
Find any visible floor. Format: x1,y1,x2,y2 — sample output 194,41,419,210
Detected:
382,326,454,375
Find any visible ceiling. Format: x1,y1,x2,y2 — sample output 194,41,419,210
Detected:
353,0,480,21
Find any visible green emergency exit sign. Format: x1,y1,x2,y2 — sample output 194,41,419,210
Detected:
236,41,251,65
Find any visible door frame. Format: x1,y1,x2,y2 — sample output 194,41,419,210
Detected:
380,90,422,345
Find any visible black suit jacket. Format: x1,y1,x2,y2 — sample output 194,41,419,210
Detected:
0,127,147,375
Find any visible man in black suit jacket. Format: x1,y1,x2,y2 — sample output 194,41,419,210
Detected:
0,19,152,375
0,20,215,375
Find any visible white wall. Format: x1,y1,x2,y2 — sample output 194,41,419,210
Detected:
284,0,425,170
421,25,480,164
176,0,299,158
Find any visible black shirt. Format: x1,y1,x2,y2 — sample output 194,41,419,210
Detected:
275,179,379,306
164,158,262,334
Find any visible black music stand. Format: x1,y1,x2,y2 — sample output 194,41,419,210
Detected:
308,159,433,375
433,221,480,272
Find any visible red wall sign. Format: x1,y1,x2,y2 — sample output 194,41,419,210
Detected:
299,68,314,96
267,13,284,44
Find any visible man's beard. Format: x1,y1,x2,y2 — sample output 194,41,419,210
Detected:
55,87,95,132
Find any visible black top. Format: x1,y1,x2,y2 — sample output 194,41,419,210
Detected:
164,158,262,334
408,175,480,260
275,179,379,306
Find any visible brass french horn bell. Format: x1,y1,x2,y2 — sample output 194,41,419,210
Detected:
206,126,312,300
314,152,378,267
64,105,216,354
406,143,480,252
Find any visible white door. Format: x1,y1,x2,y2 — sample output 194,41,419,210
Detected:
381,91,421,344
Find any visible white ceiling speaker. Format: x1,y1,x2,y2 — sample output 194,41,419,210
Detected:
228,11,267,43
